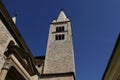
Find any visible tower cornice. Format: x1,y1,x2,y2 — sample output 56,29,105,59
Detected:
50,21,70,24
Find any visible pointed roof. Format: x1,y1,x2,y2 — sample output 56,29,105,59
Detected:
12,14,18,24
12,16,16,23
52,9,69,23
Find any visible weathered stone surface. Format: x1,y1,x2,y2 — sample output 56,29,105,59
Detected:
103,35,120,80
0,54,6,72
41,76,74,80
43,10,75,78
0,19,16,73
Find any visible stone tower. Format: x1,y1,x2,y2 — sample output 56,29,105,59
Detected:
42,10,75,80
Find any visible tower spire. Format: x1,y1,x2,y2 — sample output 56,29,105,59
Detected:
53,9,69,22
57,10,68,22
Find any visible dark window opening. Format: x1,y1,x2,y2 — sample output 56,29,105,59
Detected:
5,67,26,80
55,34,65,40
38,64,41,67
55,35,59,40
56,27,59,32
59,35,62,40
61,26,64,32
61,34,64,40
56,26,64,32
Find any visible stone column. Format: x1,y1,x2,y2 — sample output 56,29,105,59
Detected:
0,59,12,80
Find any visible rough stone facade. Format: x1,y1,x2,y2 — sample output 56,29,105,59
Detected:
41,76,74,80
44,22,75,73
43,10,75,80
0,1,38,80
0,19,16,73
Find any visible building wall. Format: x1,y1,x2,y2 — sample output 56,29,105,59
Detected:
102,35,120,80
0,2,38,79
41,75,74,80
0,19,17,72
44,21,75,74
0,18,38,79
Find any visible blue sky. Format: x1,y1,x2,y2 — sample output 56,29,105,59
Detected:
2,0,120,80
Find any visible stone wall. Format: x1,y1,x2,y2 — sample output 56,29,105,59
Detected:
44,21,75,74
41,75,74,80
0,19,16,72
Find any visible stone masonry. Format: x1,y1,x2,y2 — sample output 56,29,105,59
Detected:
0,19,16,73
43,10,75,80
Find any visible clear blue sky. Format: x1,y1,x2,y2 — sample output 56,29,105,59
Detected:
2,0,120,80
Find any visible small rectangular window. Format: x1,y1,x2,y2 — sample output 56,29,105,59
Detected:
55,35,59,40
55,34,65,40
61,26,64,32
56,26,64,32
56,27,59,32
61,34,64,40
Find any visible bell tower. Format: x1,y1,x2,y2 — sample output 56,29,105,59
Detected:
43,10,75,80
